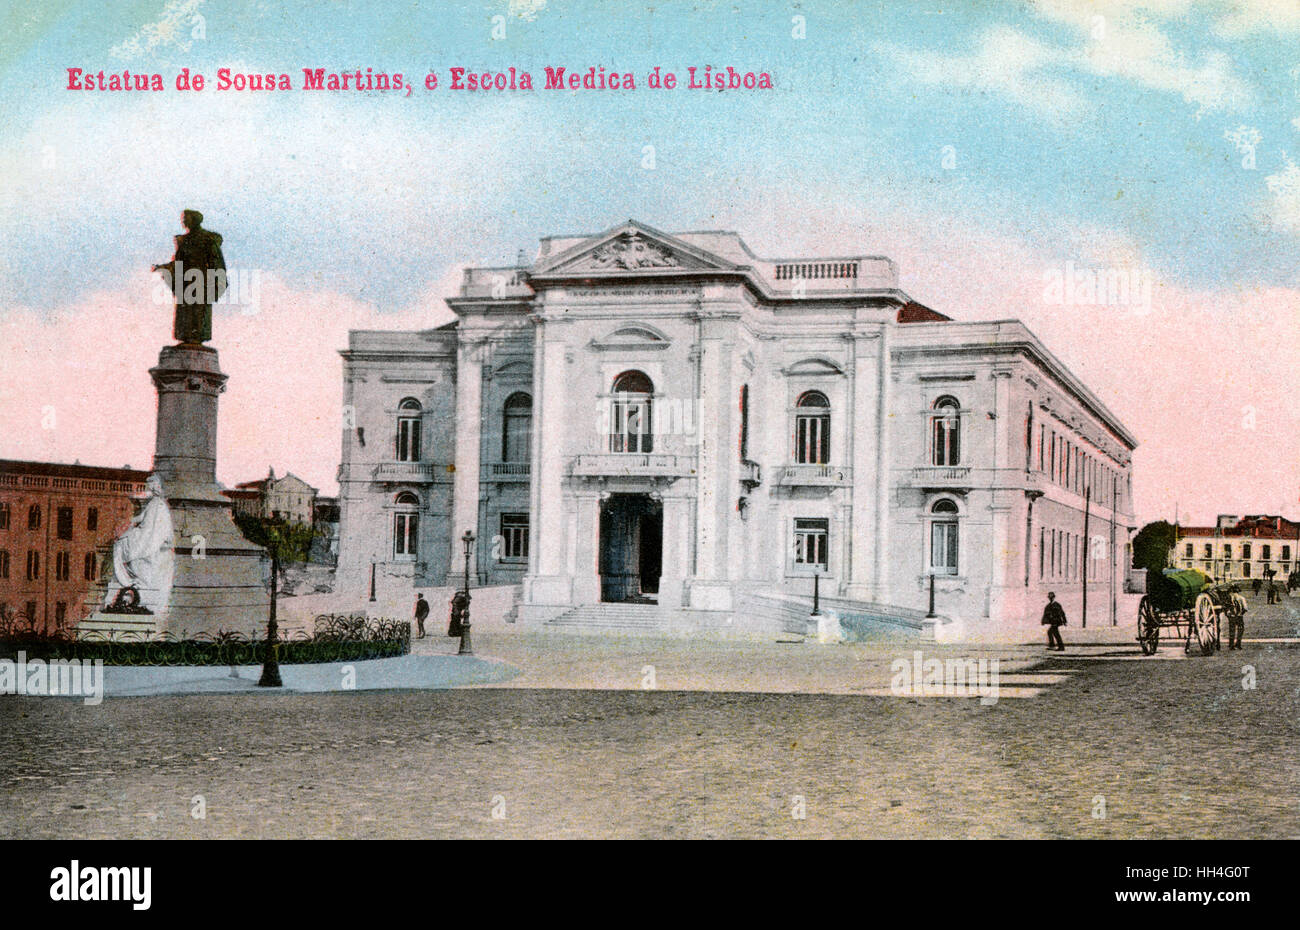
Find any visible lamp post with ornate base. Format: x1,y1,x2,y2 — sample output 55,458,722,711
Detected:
458,530,475,656
258,549,282,687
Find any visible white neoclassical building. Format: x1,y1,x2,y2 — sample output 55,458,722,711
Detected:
336,220,1138,637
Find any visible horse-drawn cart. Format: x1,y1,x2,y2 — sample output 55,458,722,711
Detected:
1137,569,1246,656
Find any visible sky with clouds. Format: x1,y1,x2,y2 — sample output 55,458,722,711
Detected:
0,0,1297,526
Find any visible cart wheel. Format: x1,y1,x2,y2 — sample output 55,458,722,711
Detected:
1193,593,1217,655
1137,596,1160,655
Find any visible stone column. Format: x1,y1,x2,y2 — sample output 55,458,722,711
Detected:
658,494,689,608
846,331,882,602
523,313,572,606
131,344,267,637
449,333,483,587
686,309,735,611
572,490,601,605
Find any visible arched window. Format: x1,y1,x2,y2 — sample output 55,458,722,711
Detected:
27,504,41,530
931,396,961,466
502,392,532,463
393,492,419,559
930,498,959,575
794,391,830,464
610,370,654,453
396,398,422,463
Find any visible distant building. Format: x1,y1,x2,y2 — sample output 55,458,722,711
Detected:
1174,515,1300,580
222,467,318,527
0,459,150,630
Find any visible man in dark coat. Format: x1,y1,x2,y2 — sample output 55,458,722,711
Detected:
413,592,429,638
152,209,226,344
1041,591,1066,651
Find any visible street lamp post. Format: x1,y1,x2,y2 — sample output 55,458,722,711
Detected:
257,548,283,687
811,569,821,617
458,530,475,656
926,571,937,619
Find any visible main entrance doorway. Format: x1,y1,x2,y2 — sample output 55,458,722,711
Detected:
599,493,662,603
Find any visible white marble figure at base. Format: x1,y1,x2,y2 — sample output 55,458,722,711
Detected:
104,474,175,614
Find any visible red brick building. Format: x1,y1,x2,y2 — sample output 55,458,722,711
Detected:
0,460,149,631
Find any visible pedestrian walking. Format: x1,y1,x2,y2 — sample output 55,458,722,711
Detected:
1041,591,1066,651
414,592,429,638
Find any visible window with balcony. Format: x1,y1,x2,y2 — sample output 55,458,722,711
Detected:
930,396,961,467
502,392,532,463
500,513,529,561
395,398,422,462
930,499,959,575
793,518,829,570
609,371,654,453
392,492,419,559
793,391,830,464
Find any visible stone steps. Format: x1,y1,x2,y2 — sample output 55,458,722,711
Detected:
547,603,670,632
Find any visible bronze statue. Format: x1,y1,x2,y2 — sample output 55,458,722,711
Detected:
152,209,226,344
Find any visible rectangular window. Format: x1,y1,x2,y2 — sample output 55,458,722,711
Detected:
1242,543,1251,559
1039,527,1045,580
1038,426,1046,471
28,505,41,530
87,507,98,531
1262,545,1271,560
611,398,654,454
396,417,422,462
55,551,70,581
57,506,73,540
24,601,37,621
1223,544,1232,559
393,512,418,558
1242,562,1251,578
84,552,97,581
55,602,66,625
795,413,830,464
0,549,8,579
0,502,8,530
1283,545,1292,561
500,513,529,560
793,518,829,570
26,550,39,580
931,520,958,575
1203,543,1212,559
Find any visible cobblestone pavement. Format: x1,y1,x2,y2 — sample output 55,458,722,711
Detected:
1,596,1296,839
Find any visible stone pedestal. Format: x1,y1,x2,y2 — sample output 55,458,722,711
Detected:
149,344,268,637
81,345,268,638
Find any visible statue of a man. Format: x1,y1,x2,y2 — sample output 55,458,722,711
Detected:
104,474,175,614
152,209,226,344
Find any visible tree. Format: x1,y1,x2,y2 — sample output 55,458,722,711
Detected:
1132,520,1177,572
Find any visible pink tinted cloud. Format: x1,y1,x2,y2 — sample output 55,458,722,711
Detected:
0,272,436,495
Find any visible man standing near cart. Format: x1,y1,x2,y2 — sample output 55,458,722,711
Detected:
1041,592,1066,651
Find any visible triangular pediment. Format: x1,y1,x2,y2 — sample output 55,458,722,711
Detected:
531,220,737,277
